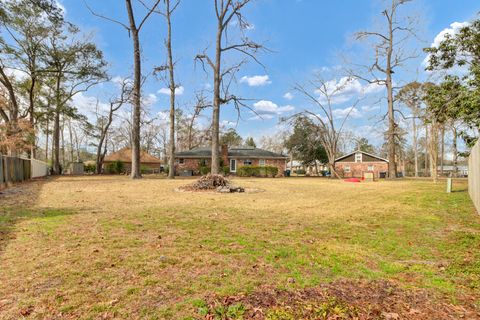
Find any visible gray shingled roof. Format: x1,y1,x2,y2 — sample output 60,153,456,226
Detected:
175,146,287,159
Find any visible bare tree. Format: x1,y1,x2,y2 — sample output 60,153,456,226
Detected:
293,75,361,179
94,79,131,174
86,0,162,179
195,0,264,174
153,0,180,178
352,0,417,179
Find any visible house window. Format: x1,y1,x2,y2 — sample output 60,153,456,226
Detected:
230,159,237,172
179,158,184,164
259,159,266,166
344,165,351,173
368,165,374,171
355,153,362,163
243,159,252,165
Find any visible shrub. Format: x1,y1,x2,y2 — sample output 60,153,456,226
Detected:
200,166,211,175
107,160,124,174
84,163,96,173
294,169,306,175
237,165,278,177
140,164,151,173
221,166,230,176
266,166,279,177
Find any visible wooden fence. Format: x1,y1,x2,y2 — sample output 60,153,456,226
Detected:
469,140,480,214
0,156,48,188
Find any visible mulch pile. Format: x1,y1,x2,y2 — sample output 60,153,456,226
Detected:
201,280,479,319
178,174,245,193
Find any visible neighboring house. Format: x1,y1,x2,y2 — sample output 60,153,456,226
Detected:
174,145,288,176
438,165,468,177
335,150,389,178
103,147,163,173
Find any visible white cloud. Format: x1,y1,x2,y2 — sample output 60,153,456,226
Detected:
363,82,384,95
220,120,236,128
351,125,385,146
158,86,184,95
156,111,169,121
251,100,294,120
240,75,271,87
55,0,66,14
283,92,294,100
431,22,469,48
5,68,28,81
72,92,109,114
315,77,384,105
142,93,158,106
332,106,362,119
424,21,470,67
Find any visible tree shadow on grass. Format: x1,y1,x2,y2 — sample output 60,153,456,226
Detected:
0,179,79,257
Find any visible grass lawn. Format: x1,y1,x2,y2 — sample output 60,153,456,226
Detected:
0,176,479,319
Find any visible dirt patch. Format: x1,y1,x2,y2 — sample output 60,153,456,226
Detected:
201,280,479,319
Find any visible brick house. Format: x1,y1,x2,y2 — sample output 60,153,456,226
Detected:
103,147,163,173
334,150,389,179
174,145,288,176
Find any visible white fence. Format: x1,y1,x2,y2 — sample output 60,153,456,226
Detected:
31,158,48,178
469,140,480,214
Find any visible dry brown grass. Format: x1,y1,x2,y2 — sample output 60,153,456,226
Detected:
0,175,478,319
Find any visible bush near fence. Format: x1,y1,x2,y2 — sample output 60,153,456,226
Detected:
469,140,480,214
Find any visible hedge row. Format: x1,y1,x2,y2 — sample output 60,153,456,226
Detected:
199,166,230,176
236,165,278,177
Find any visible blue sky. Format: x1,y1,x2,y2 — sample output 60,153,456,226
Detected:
60,0,480,146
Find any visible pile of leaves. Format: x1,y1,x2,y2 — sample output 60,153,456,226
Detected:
179,174,246,193
182,174,230,190
194,280,479,319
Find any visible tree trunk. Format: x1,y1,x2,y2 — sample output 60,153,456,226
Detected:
68,118,74,163
428,121,438,183
74,127,80,161
412,117,418,177
386,13,397,179
45,117,49,161
452,126,458,178
0,65,19,156
61,117,65,168
53,110,60,174
440,124,445,176
211,23,223,175
424,124,429,177
96,129,106,174
53,75,61,175
126,0,142,179
166,0,176,179
28,73,37,159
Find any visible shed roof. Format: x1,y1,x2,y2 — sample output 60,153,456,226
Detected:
335,150,388,163
104,148,162,164
175,146,287,159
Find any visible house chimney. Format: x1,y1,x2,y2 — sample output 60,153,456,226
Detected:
221,144,229,167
